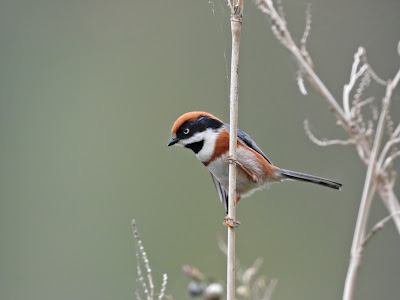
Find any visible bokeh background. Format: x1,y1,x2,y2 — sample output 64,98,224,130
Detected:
1,0,400,299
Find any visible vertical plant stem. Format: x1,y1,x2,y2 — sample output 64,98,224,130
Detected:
253,2,400,297
227,1,243,300
378,188,400,233
343,72,398,300
342,182,376,300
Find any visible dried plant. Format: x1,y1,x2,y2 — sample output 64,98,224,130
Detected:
131,219,170,300
133,2,399,299
252,1,400,300
232,256,277,300
225,1,245,300
182,264,224,300
183,239,277,300
219,238,278,300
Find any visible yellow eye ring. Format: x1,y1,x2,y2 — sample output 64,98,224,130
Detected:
183,128,190,134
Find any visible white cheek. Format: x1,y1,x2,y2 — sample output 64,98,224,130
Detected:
180,132,205,146
195,128,219,162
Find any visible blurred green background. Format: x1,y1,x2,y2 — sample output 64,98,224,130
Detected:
1,0,399,299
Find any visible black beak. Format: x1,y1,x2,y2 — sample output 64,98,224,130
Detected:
167,137,178,146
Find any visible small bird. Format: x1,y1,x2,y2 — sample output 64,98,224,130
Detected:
167,111,342,225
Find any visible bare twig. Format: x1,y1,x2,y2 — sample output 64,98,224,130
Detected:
343,68,400,300
362,211,400,248
188,241,276,300
368,67,388,86
262,278,278,300
254,0,400,234
252,2,400,299
158,274,168,300
381,151,400,172
256,0,348,121
132,220,168,300
393,123,400,138
236,255,278,300
242,257,263,285
343,48,368,115
343,181,377,300
132,219,153,299
297,68,308,95
377,138,400,171
304,120,355,146
136,250,150,298
296,4,313,96
227,1,244,300
353,70,371,104
378,186,400,235
358,49,388,86
350,97,374,117
253,0,377,158
300,4,312,49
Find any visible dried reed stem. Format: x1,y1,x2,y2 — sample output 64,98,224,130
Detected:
132,219,168,300
362,211,400,247
158,274,168,300
343,66,400,300
252,2,400,300
227,1,244,299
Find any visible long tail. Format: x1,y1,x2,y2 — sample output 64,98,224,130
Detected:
277,168,342,190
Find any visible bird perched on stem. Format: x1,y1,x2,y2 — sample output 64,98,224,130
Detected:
167,112,342,225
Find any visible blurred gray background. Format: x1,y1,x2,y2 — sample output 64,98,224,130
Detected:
1,0,399,299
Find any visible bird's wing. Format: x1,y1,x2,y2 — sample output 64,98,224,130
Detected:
210,173,228,213
224,124,273,165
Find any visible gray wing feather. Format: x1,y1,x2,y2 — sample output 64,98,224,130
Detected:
211,125,272,213
224,124,273,164
210,173,228,213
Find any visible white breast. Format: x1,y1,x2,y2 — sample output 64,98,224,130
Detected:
207,153,230,188
195,128,221,163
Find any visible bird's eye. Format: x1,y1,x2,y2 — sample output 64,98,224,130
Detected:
183,128,190,134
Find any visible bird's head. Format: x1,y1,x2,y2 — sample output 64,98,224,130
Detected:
167,111,224,156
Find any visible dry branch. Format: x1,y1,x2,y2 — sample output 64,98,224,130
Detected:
362,211,400,248
252,1,400,300
304,120,355,147
227,1,244,300
132,220,169,300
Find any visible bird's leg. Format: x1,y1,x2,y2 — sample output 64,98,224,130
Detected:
222,167,242,228
224,156,248,228
227,156,258,182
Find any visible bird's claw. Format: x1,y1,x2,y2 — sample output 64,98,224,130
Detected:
227,156,238,165
227,156,258,182
224,216,241,228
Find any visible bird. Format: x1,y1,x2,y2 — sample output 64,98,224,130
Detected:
167,111,342,226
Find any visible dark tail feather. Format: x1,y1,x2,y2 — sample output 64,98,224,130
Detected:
278,168,342,190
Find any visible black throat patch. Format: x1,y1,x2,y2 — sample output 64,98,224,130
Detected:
185,140,204,154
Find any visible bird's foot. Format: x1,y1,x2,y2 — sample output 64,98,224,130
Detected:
224,216,241,228
227,156,258,182
227,156,238,165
